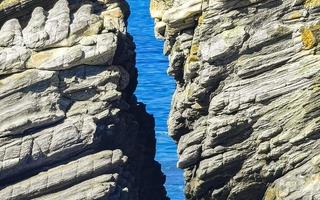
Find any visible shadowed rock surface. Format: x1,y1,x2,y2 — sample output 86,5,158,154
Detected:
0,0,167,199
151,0,320,199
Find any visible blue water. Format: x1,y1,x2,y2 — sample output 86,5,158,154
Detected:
127,1,184,199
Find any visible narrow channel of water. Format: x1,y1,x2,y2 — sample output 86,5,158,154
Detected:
127,1,184,199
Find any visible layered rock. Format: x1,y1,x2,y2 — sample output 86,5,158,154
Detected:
151,0,320,199
0,0,167,199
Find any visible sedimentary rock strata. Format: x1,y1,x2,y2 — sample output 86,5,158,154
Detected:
151,0,320,199
0,0,167,199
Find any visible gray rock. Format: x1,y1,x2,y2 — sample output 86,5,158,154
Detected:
22,0,71,50
0,150,126,199
70,4,102,37
0,1,168,200
0,116,96,180
26,33,117,70
35,174,119,200
44,0,70,46
22,7,48,49
0,46,31,75
0,19,23,47
201,26,247,62
162,0,202,30
151,0,320,199
0,72,68,138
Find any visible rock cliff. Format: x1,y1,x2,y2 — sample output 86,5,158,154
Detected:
0,0,167,199
151,0,320,199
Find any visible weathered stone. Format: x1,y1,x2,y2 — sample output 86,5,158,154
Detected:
162,0,202,29
0,19,23,47
0,150,126,200
70,4,102,37
21,0,70,50
152,0,320,199
0,46,31,75
34,174,119,200
0,117,96,180
22,7,48,49
26,33,117,70
44,0,70,46
0,1,167,200
0,73,68,138
201,26,247,62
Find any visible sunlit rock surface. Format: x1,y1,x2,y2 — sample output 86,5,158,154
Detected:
151,0,320,199
0,0,167,199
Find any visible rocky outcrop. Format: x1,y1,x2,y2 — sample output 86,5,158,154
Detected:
151,0,320,199
0,0,167,199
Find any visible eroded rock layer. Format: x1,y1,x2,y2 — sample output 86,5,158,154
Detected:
151,0,320,199
0,0,167,199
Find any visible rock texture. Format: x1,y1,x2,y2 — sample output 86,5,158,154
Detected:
151,0,320,199
0,0,167,199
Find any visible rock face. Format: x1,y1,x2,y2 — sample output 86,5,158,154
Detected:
0,0,167,199
151,0,320,199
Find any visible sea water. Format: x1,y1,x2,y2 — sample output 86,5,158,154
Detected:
128,0,184,199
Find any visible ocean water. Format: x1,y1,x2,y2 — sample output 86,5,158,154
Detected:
127,1,184,199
